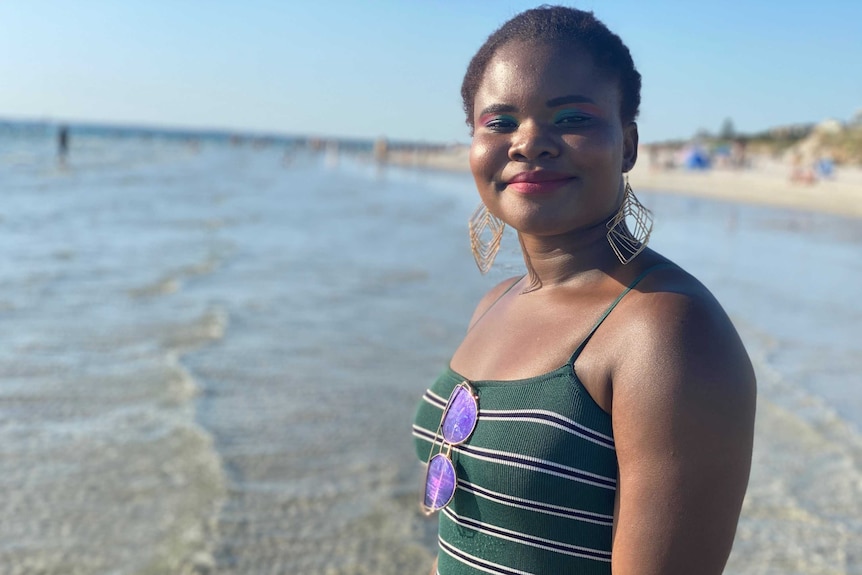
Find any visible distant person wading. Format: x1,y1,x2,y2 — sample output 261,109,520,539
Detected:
57,125,69,164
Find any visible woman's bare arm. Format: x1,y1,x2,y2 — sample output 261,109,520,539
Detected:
610,290,756,574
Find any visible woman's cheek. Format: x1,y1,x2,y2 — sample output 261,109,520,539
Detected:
469,137,486,166
469,139,494,180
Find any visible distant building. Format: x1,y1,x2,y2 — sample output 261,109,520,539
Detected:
813,118,844,134
768,123,814,139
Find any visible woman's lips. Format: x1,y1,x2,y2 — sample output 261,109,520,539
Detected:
506,174,575,194
507,180,572,194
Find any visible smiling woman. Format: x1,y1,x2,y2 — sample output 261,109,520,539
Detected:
412,6,756,575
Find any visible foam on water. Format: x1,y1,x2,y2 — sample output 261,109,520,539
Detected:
0,133,230,574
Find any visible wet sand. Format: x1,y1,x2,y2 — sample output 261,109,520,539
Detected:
381,146,862,219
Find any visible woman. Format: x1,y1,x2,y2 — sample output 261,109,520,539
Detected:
413,6,756,575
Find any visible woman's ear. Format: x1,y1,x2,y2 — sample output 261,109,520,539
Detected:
622,122,639,173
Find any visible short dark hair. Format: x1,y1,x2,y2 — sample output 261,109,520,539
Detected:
461,5,641,132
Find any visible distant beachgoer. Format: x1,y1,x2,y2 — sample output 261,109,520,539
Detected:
412,6,756,575
815,155,835,179
58,125,69,163
373,137,389,164
790,152,816,184
647,144,659,171
731,138,748,169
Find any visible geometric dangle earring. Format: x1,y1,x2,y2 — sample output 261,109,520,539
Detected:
606,175,653,265
468,203,505,274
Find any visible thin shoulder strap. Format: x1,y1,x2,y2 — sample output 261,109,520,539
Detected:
467,275,525,333
568,262,677,364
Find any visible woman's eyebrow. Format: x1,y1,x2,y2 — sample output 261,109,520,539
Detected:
546,94,596,107
478,103,518,117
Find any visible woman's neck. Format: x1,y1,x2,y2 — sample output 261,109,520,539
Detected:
517,216,624,291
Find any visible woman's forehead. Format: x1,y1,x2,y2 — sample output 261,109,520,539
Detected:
476,41,620,107
488,40,603,79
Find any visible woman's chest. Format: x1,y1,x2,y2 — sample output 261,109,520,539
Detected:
416,372,618,516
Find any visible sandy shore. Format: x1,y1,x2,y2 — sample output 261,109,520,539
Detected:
382,147,862,219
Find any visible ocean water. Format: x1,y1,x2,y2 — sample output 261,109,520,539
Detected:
1,126,860,574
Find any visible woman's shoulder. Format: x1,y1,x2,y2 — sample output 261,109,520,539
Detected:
616,258,755,394
466,275,524,330
628,260,731,336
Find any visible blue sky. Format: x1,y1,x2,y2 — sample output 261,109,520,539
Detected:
1,0,860,143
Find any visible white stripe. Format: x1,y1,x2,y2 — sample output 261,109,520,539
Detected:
463,444,616,489
482,409,613,441
425,389,448,405
481,409,614,448
412,425,443,447
443,508,611,562
424,388,613,451
413,425,617,490
458,481,614,524
425,388,612,442
413,428,614,522
413,424,615,489
425,391,612,448
439,535,538,575
481,414,613,450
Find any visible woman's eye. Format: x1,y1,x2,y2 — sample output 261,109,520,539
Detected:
555,112,591,125
483,116,518,131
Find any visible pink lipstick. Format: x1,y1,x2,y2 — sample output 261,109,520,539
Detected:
506,171,575,195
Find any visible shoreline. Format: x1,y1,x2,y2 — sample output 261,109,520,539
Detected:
380,147,862,220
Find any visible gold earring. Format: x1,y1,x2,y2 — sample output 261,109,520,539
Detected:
468,203,504,274
606,177,653,265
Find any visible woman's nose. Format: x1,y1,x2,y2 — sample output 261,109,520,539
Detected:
508,121,559,161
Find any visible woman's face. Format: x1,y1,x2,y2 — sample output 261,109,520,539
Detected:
469,41,638,237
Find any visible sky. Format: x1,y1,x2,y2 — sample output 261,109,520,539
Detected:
1,0,860,144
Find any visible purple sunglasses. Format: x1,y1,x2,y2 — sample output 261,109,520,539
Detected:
422,381,479,515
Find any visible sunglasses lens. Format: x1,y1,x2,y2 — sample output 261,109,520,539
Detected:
441,384,478,444
424,453,456,511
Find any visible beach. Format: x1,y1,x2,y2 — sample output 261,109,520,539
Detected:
382,144,862,219
1,125,861,574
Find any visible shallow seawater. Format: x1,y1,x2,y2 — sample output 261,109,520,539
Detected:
1,129,860,574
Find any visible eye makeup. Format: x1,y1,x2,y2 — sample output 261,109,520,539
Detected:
479,113,518,127
553,102,605,119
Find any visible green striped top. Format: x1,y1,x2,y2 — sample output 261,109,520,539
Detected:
412,264,672,574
